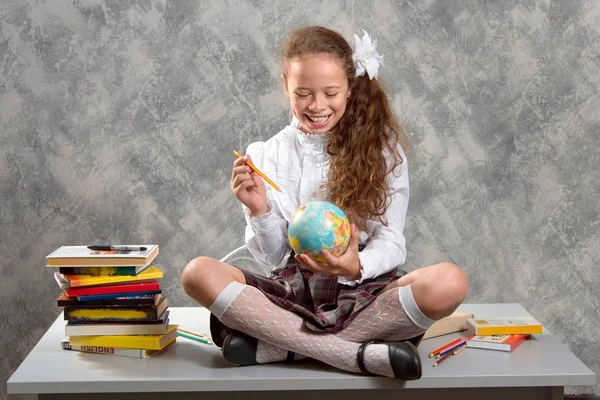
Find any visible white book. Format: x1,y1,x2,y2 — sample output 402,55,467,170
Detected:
46,245,159,267
65,320,170,336
466,334,530,352
60,338,176,359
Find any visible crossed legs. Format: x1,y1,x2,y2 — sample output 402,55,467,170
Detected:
181,257,468,377
181,257,467,321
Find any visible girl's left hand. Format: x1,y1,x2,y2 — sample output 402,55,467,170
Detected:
294,223,362,281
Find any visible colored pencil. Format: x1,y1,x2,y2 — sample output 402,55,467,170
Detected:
452,344,467,355
437,334,475,358
433,351,453,367
177,326,211,341
177,331,212,345
429,337,462,358
234,150,281,192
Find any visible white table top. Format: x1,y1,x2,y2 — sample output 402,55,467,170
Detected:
7,303,595,394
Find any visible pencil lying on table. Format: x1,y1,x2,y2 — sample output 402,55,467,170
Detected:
433,351,453,367
436,335,475,358
234,150,281,192
176,327,213,345
177,326,211,340
429,337,462,358
433,344,467,367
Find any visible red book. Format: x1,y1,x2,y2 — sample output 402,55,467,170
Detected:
466,334,530,352
64,280,161,297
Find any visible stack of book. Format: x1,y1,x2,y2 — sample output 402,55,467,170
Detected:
47,245,178,359
465,317,543,352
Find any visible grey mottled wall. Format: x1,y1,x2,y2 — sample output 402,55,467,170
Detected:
2,0,599,398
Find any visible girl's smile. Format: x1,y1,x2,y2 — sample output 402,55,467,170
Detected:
282,54,350,134
305,114,331,128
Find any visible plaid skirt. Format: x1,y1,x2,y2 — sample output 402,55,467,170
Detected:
210,251,406,348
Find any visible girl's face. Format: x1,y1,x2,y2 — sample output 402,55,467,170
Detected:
282,54,350,134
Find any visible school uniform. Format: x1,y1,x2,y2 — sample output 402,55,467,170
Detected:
211,117,417,347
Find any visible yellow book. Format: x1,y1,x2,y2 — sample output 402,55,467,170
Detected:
69,325,178,350
61,265,163,287
62,337,177,358
466,317,543,336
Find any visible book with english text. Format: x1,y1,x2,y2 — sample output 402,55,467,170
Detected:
61,337,177,358
46,245,159,267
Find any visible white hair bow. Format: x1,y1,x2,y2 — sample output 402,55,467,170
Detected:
352,29,384,80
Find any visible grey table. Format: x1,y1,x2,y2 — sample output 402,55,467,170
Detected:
7,303,595,400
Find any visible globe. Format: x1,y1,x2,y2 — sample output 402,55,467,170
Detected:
288,201,351,263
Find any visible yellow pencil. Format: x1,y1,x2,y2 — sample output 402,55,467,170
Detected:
177,331,212,345
233,150,281,192
177,326,211,341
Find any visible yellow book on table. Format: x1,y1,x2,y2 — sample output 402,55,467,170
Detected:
69,325,178,350
466,317,543,336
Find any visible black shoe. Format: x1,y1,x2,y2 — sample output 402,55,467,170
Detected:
222,332,296,366
356,341,422,380
222,332,259,365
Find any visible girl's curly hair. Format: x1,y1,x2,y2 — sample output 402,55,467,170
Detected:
282,26,408,229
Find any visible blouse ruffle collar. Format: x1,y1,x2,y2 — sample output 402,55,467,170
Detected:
274,117,331,220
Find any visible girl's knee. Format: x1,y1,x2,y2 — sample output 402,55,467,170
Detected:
181,256,216,294
433,262,468,309
411,262,468,319
181,257,247,306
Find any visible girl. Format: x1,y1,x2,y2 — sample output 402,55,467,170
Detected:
182,26,468,380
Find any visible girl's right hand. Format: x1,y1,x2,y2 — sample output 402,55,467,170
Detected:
230,154,269,217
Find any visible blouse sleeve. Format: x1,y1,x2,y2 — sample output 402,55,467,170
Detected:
242,142,291,268
338,148,409,285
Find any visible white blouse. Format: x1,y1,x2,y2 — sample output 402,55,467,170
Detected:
242,117,410,285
